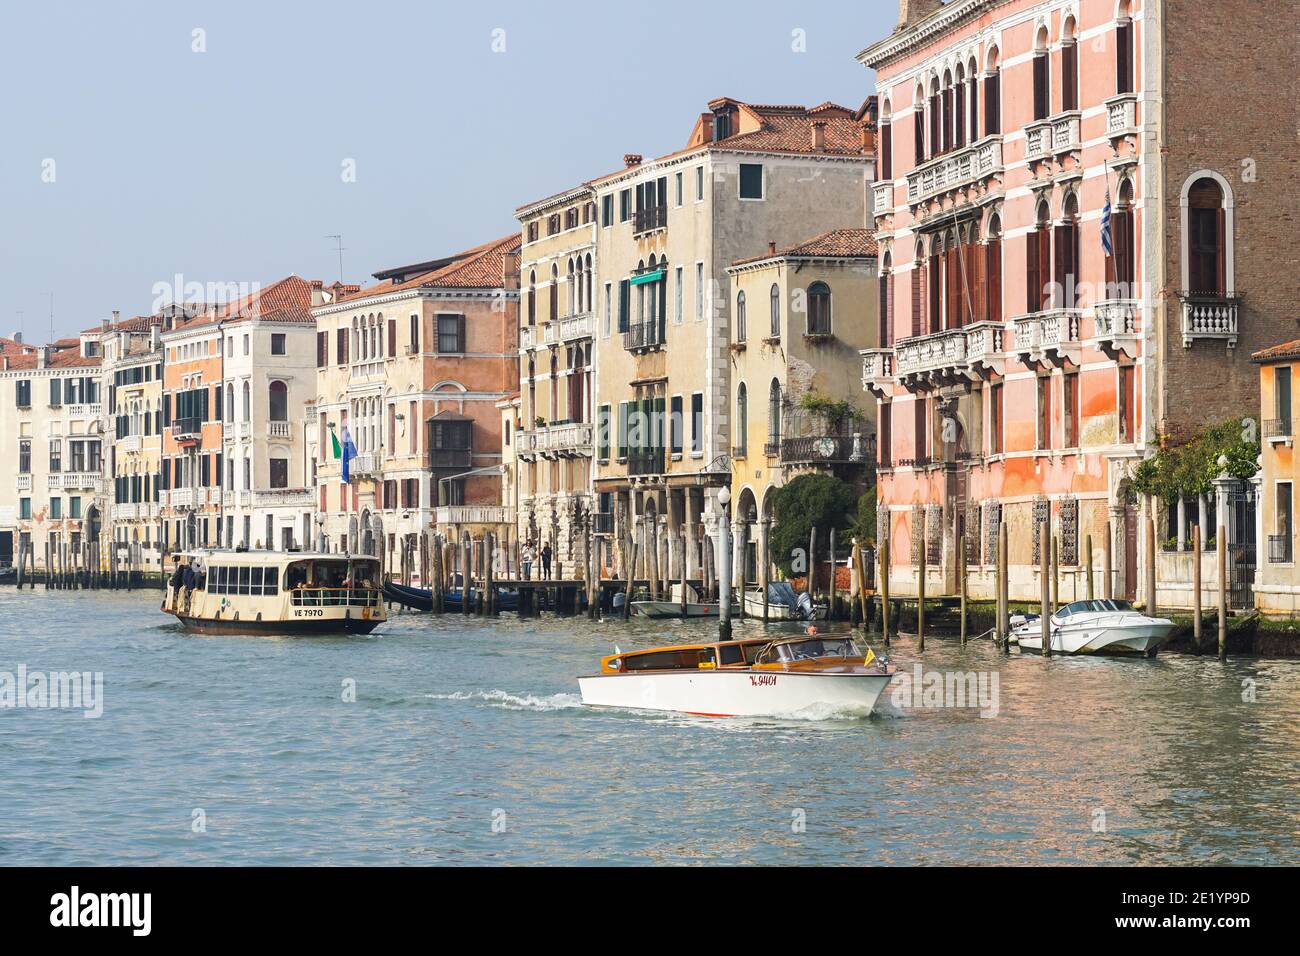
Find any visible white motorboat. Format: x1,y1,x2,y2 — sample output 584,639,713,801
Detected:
743,582,828,620
1011,599,1176,656
578,634,894,718
630,582,726,618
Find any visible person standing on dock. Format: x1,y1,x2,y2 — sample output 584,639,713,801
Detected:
521,541,535,580
541,543,553,580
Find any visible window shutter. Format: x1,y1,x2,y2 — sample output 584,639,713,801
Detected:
1116,23,1132,94
1215,208,1227,295
1026,231,1041,313
1062,43,1077,111
457,315,466,352
388,319,396,356
878,275,889,345
970,243,984,324
1040,228,1053,311
928,253,940,333
914,109,924,163
214,385,222,421
987,239,1002,324
50,379,61,406
911,265,922,337
880,122,892,179
1032,54,1048,120
969,78,978,141
1054,224,1069,308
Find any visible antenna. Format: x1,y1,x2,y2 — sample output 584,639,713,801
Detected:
48,293,54,342
325,235,346,283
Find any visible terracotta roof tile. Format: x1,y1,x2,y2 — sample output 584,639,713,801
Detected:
341,234,522,303
1252,339,1300,363
730,228,878,267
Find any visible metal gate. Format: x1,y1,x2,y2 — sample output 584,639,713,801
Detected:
1228,480,1257,608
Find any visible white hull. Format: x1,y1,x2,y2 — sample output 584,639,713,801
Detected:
742,593,828,620
630,600,724,619
1014,622,1176,655
578,668,893,718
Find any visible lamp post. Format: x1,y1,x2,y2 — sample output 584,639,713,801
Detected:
718,487,732,641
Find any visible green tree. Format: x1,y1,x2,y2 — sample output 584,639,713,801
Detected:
768,473,857,576
850,487,878,546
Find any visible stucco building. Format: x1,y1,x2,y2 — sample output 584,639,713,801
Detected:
0,333,105,571
724,229,879,583
312,235,520,578
590,96,876,585
861,0,1298,602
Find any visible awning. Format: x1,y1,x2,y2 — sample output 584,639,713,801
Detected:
630,268,665,286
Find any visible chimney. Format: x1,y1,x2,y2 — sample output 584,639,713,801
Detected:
12,331,21,344
896,0,943,30
150,318,162,351
2,357,8,371
38,346,49,369
811,121,826,150
623,153,642,168
768,241,777,256
502,249,521,290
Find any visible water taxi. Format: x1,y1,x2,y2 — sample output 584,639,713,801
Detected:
162,550,387,635
578,633,894,718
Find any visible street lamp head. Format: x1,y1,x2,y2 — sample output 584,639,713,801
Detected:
718,487,731,506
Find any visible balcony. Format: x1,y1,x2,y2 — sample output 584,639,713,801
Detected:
780,434,875,467
1268,533,1293,564
1025,112,1080,163
520,324,539,350
171,417,202,442
1105,92,1138,141
893,322,1005,391
872,182,894,219
518,421,594,459
860,348,894,398
253,487,315,509
1091,299,1141,360
168,487,196,509
65,404,102,419
350,451,381,477
592,512,614,534
112,503,138,521
1013,309,1082,369
1263,419,1292,441
48,472,102,491
433,505,512,526
556,311,594,342
731,445,747,460
627,447,665,476
268,421,292,440
17,474,31,492
118,433,142,454
905,135,1003,207
1179,293,1240,349
428,447,471,471
632,205,667,236
623,320,664,352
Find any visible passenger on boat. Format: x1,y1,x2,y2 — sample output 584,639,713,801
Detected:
168,558,184,611
180,561,196,614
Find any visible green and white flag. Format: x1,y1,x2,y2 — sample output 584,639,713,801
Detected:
331,429,342,460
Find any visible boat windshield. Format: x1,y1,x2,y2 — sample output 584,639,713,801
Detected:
1056,599,1137,619
757,637,860,664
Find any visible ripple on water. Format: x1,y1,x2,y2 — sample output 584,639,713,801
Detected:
2,590,1300,865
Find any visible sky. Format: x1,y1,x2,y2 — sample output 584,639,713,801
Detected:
0,0,896,341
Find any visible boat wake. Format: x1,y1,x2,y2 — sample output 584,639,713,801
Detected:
425,689,584,712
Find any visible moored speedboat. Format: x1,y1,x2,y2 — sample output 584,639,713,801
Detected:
578,634,894,718
162,550,386,635
1011,599,1175,656
743,582,828,620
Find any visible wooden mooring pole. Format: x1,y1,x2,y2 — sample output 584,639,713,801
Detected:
1192,524,1203,651
1217,522,1227,661
958,536,967,646
1040,520,1051,657
879,538,891,647
916,538,926,653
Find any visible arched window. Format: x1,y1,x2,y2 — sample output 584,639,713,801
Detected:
567,258,575,316
1185,177,1227,296
941,69,953,154
1061,17,1079,111
954,65,966,149
768,379,781,449
735,382,748,456
241,380,251,422
808,282,832,335
928,77,941,159
549,264,558,321
528,270,536,326
1056,193,1080,307
268,381,287,422
1105,180,1136,299
984,46,1001,134
1116,2,1135,94
913,82,926,164
1026,200,1051,313
879,252,893,345
585,254,593,312
769,283,781,338
225,383,234,423
911,239,926,338
966,56,979,142
736,290,747,342
985,213,1003,323
878,98,892,180
1032,26,1050,121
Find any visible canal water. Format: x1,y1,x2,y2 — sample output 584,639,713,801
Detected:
1,587,1297,866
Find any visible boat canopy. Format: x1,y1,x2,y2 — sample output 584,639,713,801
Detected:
1055,599,1136,618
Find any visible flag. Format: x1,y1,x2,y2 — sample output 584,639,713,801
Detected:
864,647,876,667
340,426,358,484
1101,183,1113,258
330,428,342,460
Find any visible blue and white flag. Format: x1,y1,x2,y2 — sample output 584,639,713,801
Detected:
340,426,358,484
1101,184,1113,258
